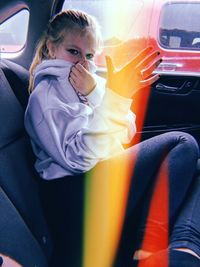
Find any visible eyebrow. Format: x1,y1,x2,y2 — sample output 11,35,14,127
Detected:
66,44,80,50
65,44,96,54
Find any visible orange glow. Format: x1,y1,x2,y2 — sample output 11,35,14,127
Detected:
132,84,152,144
138,160,169,267
82,2,157,265
83,62,153,267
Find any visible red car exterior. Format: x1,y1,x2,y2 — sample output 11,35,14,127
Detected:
96,0,200,74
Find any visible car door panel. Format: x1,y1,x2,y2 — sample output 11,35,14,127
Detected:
137,74,200,142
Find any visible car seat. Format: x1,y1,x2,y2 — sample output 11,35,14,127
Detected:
0,59,52,267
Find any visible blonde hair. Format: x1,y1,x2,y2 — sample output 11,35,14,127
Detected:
29,9,102,92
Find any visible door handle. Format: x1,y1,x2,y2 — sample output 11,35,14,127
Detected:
155,79,197,93
159,62,182,71
155,83,180,92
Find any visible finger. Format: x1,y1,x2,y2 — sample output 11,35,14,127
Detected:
105,55,115,75
125,46,153,70
142,73,160,87
76,63,87,72
82,60,90,71
69,71,78,81
132,74,160,95
71,66,81,77
136,51,161,71
141,59,162,79
69,76,77,89
78,60,85,66
69,75,76,84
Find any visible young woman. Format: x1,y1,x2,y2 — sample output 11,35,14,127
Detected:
24,9,199,267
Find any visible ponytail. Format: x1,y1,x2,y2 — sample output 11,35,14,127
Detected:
28,34,49,92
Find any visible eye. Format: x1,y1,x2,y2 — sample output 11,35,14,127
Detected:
86,53,94,60
67,49,80,56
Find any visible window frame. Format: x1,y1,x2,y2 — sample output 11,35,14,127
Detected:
158,1,200,51
0,5,29,58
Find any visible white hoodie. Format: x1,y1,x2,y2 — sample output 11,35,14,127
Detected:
24,59,136,179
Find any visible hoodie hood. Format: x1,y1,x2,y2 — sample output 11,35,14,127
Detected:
33,59,96,87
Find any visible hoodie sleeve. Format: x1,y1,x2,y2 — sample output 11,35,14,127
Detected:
25,87,136,176
86,74,106,107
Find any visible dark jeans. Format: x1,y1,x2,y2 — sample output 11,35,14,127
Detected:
114,131,199,266
169,175,200,257
40,131,199,267
139,176,200,267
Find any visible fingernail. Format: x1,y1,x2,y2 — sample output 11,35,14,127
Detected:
0,256,3,266
156,59,162,66
157,51,160,55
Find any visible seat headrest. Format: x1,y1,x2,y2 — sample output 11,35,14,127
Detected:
0,59,29,109
0,68,25,149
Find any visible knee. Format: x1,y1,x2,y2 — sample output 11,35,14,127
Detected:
171,131,199,158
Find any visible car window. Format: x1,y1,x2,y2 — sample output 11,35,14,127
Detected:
0,9,29,58
62,0,144,67
159,2,200,50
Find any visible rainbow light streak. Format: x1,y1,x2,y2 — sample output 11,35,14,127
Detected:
83,155,132,267
82,1,169,266
82,91,153,266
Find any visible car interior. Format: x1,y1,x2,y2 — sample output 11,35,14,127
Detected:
0,1,63,265
0,0,200,266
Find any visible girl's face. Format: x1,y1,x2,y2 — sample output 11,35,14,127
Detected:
47,29,97,64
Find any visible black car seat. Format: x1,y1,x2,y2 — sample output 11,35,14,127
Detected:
0,59,29,109
0,59,52,267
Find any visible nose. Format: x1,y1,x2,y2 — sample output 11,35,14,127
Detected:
76,55,87,64
81,54,87,61
77,57,88,65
